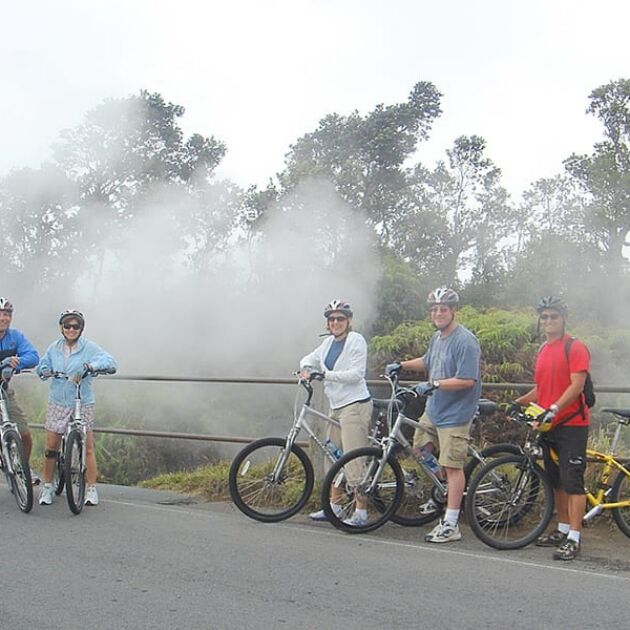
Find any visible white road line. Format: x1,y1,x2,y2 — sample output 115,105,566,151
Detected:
104,497,629,582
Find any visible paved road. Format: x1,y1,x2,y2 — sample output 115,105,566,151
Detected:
2,483,628,630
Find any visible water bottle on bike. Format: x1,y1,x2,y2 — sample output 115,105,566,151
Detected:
324,439,343,461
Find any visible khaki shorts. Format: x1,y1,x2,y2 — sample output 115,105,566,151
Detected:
1,388,29,432
326,400,372,481
413,415,472,469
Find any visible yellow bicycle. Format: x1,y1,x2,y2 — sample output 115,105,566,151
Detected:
465,406,630,549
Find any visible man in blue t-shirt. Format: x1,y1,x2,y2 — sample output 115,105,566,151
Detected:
387,287,481,543
0,298,40,477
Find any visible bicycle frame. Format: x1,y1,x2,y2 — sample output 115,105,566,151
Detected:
268,376,341,482
0,386,21,476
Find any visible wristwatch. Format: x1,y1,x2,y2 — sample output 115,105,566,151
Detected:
431,379,441,390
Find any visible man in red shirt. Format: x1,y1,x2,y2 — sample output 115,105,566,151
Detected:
515,296,590,561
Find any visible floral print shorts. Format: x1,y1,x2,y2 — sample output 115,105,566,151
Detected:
44,402,95,434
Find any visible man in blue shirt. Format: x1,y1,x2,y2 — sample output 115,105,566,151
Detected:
0,298,40,476
388,288,481,543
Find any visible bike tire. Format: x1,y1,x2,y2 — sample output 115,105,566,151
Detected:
53,447,65,495
463,443,522,484
465,454,553,550
322,446,403,534
391,443,523,527
228,437,314,522
610,466,630,539
64,430,86,515
3,429,33,513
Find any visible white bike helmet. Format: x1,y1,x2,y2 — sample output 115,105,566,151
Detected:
324,299,353,318
427,287,459,307
0,297,14,312
59,309,85,328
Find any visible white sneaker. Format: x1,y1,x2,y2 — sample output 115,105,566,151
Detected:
39,484,54,506
424,519,461,543
85,485,99,506
342,511,368,527
309,504,342,521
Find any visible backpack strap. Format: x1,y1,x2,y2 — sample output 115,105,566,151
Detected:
563,336,586,422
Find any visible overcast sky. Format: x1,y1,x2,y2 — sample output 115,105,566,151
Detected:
2,0,628,197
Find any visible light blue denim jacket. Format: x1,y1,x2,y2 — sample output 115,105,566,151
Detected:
36,337,117,407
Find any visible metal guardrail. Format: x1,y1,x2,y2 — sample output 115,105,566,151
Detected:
27,375,630,446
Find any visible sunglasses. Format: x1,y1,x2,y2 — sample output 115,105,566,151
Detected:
327,316,348,323
63,323,82,330
539,313,561,321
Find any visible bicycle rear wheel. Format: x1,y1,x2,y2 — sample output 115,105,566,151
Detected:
465,454,553,550
53,446,65,495
228,437,314,522
611,467,630,539
64,430,86,515
390,449,442,526
322,446,403,534
3,429,33,513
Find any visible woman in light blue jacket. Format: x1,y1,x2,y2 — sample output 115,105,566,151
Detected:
36,309,117,507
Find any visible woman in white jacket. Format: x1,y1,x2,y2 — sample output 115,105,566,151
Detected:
300,299,372,526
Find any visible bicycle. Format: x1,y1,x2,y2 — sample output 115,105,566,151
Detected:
228,372,387,522
40,366,116,514
0,361,33,512
464,405,630,549
320,372,520,533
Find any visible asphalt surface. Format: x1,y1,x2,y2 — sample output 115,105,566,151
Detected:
2,482,629,630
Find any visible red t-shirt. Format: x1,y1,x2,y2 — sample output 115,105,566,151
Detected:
534,335,591,427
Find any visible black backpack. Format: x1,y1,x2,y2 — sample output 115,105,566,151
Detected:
564,337,596,408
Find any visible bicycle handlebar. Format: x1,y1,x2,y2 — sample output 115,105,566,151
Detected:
40,366,117,381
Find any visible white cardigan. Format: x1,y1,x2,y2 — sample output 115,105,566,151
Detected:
300,331,371,409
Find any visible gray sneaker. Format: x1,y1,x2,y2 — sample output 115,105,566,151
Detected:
535,529,567,547
553,538,580,561
425,519,461,543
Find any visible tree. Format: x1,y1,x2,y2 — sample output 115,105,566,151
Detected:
395,135,513,290
564,79,630,273
275,81,443,244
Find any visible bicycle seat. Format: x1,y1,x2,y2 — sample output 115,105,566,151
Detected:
602,408,630,422
373,398,402,411
477,399,497,416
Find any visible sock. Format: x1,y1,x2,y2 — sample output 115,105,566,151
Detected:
567,530,581,543
558,522,570,534
444,508,459,526
355,508,367,518
43,483,52,489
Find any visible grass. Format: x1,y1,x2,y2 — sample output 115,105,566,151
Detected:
140,459,324,512
140,461,232,500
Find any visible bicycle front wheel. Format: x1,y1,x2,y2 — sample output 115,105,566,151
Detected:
322,447,403,534
611,467,630,539
64,431,86,515
3,429,33,513
228,437,314,522
465,454,553,550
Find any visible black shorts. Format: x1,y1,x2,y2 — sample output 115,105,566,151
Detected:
541,425,588,495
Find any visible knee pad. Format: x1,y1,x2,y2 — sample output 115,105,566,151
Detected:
44,449,58,459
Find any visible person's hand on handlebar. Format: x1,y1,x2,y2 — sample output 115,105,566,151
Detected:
385,362,402,376
506,402,523,418
414,381,436,396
